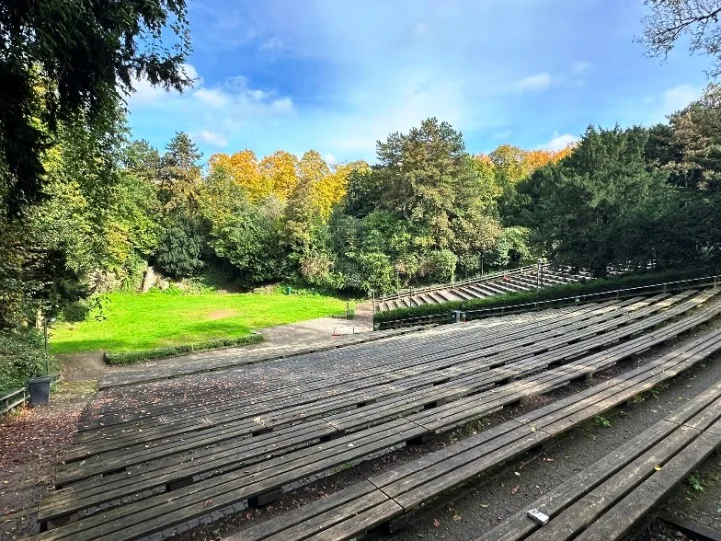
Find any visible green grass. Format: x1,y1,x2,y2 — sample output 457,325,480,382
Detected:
50,291,348,355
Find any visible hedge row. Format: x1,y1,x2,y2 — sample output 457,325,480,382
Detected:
374,266,721,325
104,333,265,365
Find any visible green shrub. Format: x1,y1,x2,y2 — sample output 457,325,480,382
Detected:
375,266,721,326
61,300,91,322
419,250,458,284
154,218,206,278
0,330,59,395
104,333,264,365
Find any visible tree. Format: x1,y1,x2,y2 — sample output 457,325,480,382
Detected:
517,126,673,275
641,0,721,76
122,140,162,184
665,83,721,191
315,160,369,220
376,118,465,234
260,151,300,200
209,150,265,201
284,156,324,255
159,132,202,212
0,0,192,216
154,217,205,278
210,202,288,284
328,118,507,290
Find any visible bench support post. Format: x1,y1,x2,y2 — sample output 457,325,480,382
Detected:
249,488,283,507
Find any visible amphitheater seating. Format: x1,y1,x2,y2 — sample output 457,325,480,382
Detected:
375,264,584,312
231,328,721,541
30,288,721,541
480,380,721,541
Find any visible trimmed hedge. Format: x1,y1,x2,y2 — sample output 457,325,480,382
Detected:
104,333,265,365
374,266,721,325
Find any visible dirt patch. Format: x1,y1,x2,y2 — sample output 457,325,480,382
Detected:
55,352,106,382
0,350,99,541
0,379,95,540
206,309,239,321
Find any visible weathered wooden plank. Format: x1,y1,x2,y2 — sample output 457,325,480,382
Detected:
479,380,721,541
306,499,404,541
573,423,721,541
524,426,703,541
227,482,379,541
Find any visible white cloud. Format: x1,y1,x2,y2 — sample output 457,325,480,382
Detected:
324,153,338,164
128,63,295,151
537,132,579,151
312,73,492,159
572,61,592,74
642,84,701,124
661,84,700,113
181,63,200,83
196,130,228,148
514,72,552,93
128,73,172,105
195,88,229,108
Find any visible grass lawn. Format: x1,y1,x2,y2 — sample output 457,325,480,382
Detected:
50,291,349,354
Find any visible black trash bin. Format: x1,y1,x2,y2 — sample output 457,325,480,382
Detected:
28,377,51,405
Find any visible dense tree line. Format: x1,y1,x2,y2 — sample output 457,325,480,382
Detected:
3,0,721,328
4,81,721,327
512,85,721,276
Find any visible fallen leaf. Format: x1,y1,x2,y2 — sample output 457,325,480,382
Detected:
453,515,461,521
433,518,441,528
511,485,520,495
654,465,662,471
480,504,488,508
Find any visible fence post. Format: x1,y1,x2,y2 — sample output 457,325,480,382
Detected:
616,289,619,301
663,283,667,295
501,306,505,317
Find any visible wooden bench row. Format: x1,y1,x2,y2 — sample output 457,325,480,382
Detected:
67,294,674,457
79,300,618,431
230,327,721,541
34,295,721,538
379,268,581,311
96,325,430,391
80,306,582,429
56,293,692,488
44,290,713,525
481,380,721,541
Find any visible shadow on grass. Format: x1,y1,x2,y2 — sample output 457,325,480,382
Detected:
49,338,130,355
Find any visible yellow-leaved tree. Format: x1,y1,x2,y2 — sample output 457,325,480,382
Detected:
315,160,370,220
208,150,265,201
259,150,299,199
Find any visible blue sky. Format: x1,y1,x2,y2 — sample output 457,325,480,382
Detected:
128,0,711,164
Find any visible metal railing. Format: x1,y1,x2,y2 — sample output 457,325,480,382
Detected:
375,274,721,330
1,373,62,416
